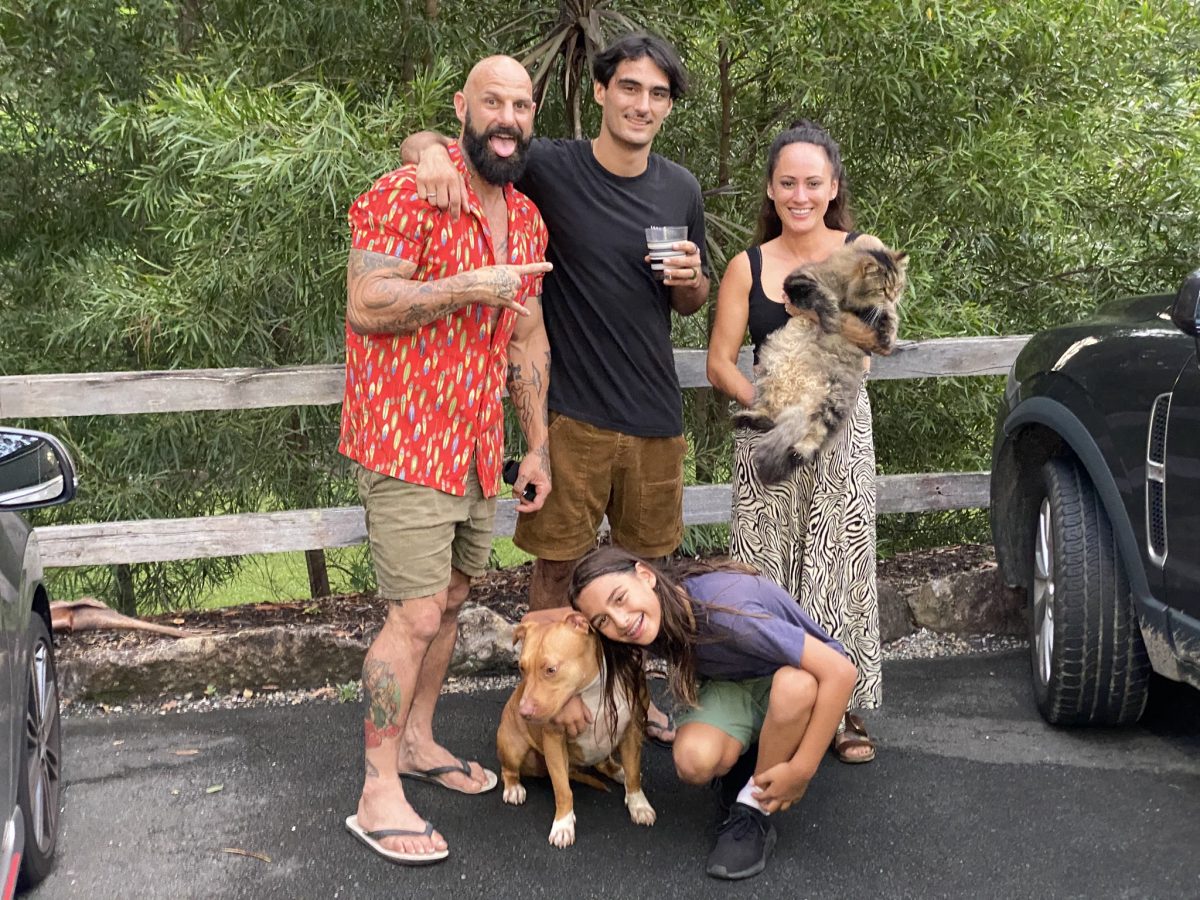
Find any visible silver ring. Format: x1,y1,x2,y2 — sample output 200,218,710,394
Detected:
427,193,437,200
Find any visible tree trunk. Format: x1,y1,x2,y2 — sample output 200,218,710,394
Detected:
422,0,439,73
717,40,734,188
176,0,205,57
568,73,583,140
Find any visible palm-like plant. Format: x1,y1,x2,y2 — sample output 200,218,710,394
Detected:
509,1,638,138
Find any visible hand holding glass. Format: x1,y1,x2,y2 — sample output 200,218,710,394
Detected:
645,226,688,281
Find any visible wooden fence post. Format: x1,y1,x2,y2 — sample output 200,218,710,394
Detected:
305,549,331,599
114,564,137,616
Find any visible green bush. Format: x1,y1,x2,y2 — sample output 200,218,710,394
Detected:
2,0,1197,609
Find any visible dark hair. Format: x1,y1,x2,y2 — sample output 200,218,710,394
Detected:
753,118,855,245
567,547,758,709
592,31,688,100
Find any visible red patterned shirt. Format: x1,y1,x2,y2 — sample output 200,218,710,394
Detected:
339,143,548,497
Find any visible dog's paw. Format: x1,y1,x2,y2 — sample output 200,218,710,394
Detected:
625,789,656,827
502,782,527,805
548,811,576,848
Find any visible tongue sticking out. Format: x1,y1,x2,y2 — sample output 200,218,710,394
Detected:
490,135,517,158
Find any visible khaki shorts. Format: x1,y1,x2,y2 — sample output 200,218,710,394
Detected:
513,412,687,560
355,463,495,601
674,676,774,751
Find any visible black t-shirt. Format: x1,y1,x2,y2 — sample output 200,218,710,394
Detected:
516,139,708,437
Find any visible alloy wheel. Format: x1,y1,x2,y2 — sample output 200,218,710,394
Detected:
24,634,62,852
1033,498,1055,686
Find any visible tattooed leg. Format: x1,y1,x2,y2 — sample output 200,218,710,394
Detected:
363,658,405,757
355,595,448,856
398,569,492,791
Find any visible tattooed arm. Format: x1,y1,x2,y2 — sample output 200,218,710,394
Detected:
506,293,552,513
346,248,553,336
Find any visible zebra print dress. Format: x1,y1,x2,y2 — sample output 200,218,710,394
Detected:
729,383,883,709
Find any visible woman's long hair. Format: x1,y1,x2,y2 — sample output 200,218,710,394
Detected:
567,547,758,710
752,118,855,245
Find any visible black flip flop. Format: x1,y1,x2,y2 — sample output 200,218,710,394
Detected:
399,756,499,793
344,815,448,866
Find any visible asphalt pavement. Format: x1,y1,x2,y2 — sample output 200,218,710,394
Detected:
31,650,1200,900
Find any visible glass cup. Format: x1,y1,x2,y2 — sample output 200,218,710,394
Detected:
645,226,688,280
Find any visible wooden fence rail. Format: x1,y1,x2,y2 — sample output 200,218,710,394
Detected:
0,337,1027,419
4,335,1026,569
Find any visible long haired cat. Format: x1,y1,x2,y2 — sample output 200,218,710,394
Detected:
732,243,907,483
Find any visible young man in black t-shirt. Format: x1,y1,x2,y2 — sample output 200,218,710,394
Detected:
401,32,710,745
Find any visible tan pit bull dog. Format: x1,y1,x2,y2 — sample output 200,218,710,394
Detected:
496,609,656,848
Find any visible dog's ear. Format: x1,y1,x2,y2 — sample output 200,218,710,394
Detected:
512,622,529,647
565,612,592,633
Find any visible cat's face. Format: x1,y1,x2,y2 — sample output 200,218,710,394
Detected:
844,249,908,312
768,142,839,235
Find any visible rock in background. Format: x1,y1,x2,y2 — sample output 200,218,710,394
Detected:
59,603,517,703
902,563,1024,636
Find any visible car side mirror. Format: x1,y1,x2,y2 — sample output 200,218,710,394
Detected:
1170,268,1200,337
0,428,78,511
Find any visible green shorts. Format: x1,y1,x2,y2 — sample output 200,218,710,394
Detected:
674,676,775,750
355,463,495,601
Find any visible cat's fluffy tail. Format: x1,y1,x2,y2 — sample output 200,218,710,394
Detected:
751,427,807,484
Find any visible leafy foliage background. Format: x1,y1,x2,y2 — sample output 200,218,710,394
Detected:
2,0,1197,608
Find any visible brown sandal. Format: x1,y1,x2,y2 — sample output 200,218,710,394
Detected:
832,712,877,764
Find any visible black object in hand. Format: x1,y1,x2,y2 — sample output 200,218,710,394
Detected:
502,459,537,502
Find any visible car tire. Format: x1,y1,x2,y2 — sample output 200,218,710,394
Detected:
15,613,62,890
1029,456,1152,725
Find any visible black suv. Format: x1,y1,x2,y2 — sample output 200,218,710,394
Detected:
991,269,1200,725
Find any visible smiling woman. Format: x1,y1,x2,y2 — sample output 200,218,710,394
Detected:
567,546,857,881
706,118,884,767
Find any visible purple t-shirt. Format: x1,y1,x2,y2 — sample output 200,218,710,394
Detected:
683,571,846,680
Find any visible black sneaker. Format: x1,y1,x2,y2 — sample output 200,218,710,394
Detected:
705,802,777,881
710,744,758,814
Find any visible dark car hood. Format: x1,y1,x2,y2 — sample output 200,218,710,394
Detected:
1092,293,1176,327
1014,294,1180,388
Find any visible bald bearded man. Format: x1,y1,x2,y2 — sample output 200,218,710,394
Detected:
340,56,552,866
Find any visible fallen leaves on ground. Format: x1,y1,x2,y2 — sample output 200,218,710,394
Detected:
221,848,271,863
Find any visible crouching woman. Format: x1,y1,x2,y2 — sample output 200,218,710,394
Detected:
568,546,856,881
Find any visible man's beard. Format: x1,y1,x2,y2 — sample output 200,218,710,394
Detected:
462,113,531,186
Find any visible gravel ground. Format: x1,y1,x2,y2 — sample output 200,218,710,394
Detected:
60,627,1027,720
